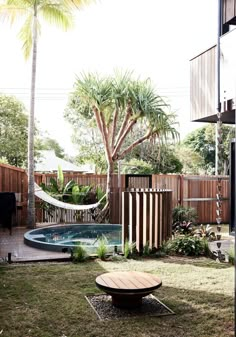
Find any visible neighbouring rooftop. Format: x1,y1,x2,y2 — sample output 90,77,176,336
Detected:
35,150,95,173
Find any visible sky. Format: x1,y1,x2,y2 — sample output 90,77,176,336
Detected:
0,0,218,156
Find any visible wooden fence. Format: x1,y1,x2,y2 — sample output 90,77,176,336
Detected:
122,190,172,252
152,174,229,224
0,164,28,226
0,163,230,226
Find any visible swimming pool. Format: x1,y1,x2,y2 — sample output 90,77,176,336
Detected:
24,224,122,253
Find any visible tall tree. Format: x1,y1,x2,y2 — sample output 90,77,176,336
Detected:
37,136,65,159
64,116,107,173
0,94,28,167
66,71,179,220
0,0,94,228
127,142,183,174
183,124,235,174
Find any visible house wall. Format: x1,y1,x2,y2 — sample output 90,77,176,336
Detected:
190,46,216,122
190,0,236,123
190,29,236,123
223,0,236,24
220,27,236,102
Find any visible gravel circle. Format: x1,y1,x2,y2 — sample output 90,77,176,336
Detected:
86,294,174,320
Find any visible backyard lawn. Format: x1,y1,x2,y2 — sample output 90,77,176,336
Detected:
0,256,234,337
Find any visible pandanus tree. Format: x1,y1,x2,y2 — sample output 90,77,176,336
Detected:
66,71,179,221
0,0,94,228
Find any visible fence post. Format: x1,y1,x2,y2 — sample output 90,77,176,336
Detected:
179,174,184,206
122,192,129,249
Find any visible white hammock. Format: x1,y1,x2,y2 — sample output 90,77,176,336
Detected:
34,183,103,211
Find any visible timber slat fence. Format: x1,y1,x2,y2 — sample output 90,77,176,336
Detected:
122,190,172,252
0,163,230,226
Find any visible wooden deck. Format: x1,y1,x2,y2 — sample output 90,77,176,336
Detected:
0,226,70,262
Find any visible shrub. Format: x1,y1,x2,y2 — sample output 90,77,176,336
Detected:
201,238,212,257
142,241,152,256
158,240,173,256
72,245,88,263
172,205,198,223
167,235,206,256
173,221,195,235
172,206,198,236
96,236,108,260
226,246,235,265
123,239,136,258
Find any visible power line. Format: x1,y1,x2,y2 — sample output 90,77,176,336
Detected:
0,86,191,101
0,86,190,89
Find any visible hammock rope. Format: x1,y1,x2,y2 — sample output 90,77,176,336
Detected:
34,183,105,211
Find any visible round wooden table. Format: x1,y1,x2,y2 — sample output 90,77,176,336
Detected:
95,271,162,308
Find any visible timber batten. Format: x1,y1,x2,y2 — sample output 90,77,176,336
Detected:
122,189,172,252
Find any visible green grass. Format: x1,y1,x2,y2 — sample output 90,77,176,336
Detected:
0,256,234,337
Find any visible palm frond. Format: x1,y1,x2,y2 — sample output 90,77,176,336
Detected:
112,70,134,109
63,0,96,10
0,3,29,25
40,3,74,30
17,14,34,59
75,73,113,110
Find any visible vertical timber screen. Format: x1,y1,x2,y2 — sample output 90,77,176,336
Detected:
122,189,172,252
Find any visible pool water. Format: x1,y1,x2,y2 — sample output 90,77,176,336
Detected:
24,224,122,253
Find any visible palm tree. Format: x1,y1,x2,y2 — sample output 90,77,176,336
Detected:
68,71,179,221
0,0,94,228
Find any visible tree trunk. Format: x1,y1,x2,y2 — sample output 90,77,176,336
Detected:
27,10,37,228
96,160,114,223
106,160,114,215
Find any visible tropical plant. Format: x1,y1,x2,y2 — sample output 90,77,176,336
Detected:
142,241,152,256
40,166,106,222
40,165,99,204
123,239,136,258
201,237,212,257
172,205,198,235
96,235,108,260
172,205,198,223
66,71,179,221
168,236,206,256
156,240,173,257
0,157,9,165
0,0,94,228
173,221,195,236
194,224,216,241
72,245,88,263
